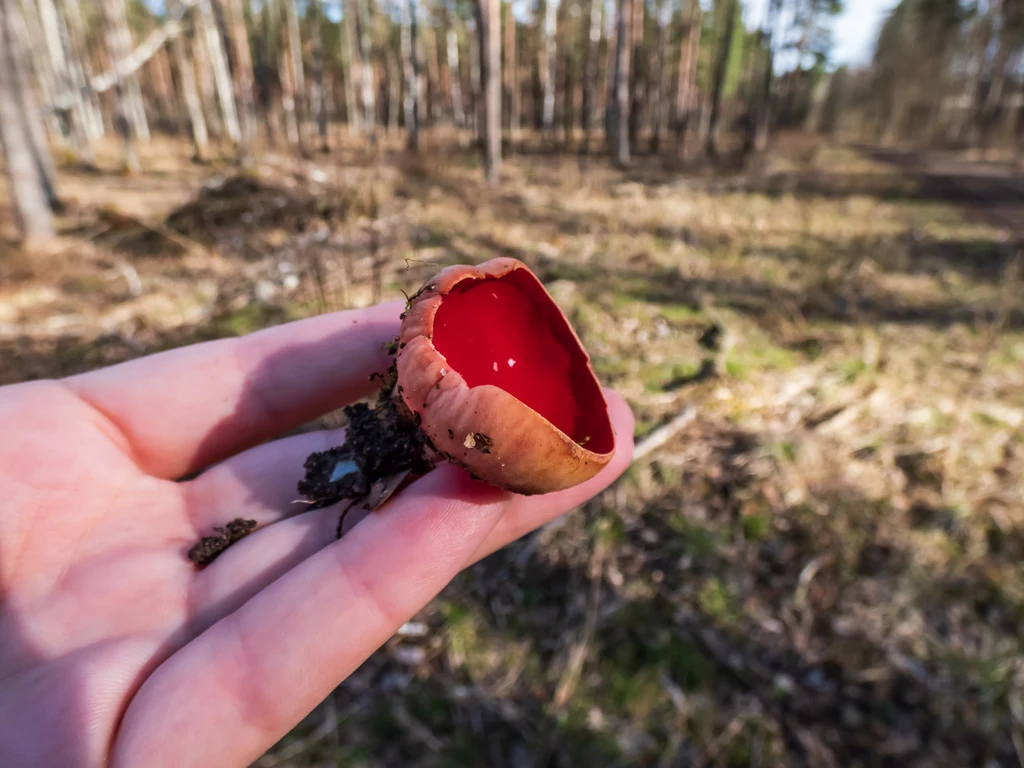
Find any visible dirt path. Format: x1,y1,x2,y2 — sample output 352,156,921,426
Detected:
867,147,1024,241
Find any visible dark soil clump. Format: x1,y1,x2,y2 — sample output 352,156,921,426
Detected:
297,362,434,529
188,517,258,567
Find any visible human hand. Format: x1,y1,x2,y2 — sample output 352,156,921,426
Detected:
0,301,633,767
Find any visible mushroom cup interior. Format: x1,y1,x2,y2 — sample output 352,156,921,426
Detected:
431,269,615,454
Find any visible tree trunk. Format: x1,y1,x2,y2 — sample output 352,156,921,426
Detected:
279,7,301,146
282,0,309,153
173,26,210,161
198,0,241,146
705,0,736,158
101,0,142,170
309,0,329,150
61,0,104,140
752,0,780,152
559,0,575,144
219,0,257,151
469,18,481,137
342,0,361,135
446,26,465,128
627,0,644,148
191,8,223,138
649,0,669,153
539,0,557,130
476,0,501,181
0,0,55,248
420,0,440,123
38,0,93,159
609,0,630,165
19,0,67,150
401,0,420,149
356,0,377,143
581,0,602,138
504,0,518,140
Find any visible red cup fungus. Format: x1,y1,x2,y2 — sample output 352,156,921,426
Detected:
295,258,615,539
395,257,615,494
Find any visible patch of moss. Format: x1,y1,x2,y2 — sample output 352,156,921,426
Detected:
697,577,742,628
741,512,773,542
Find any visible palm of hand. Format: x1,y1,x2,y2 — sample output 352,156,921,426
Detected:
0,303,632,767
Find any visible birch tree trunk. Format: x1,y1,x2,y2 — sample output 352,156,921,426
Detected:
219,0,257,150
356,0,377,143
101,0,142,170
60,0,104,140
18,0,66,148
447,26,465,128
191,9,223,138
0,0,54,248
283,0,309,153
173,26,210,161
198,0,241,145
476,0,501,181
38,0,92,158
342,0,362,135
279,6,301,146
540,0,558,130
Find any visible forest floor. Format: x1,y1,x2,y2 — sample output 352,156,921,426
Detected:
2,133,1024,767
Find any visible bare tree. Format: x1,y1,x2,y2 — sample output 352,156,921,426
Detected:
173,22,210,161
61,0,104,141
475,0,501,181
504,0,519,140
0,0,54,248
282,0,309,153
219,0,258,150
401,0,420,149
197,0,241,146
343,0,362,135
649,0,670,152
581,0,602,137
751,0,782,152
627,0,644,147
309,0,330,150
609,0,630,164
674,0,701,158
101,0,145,170
447,21,465,128
356,0,377,142
540,0,558,130
705,0,737,158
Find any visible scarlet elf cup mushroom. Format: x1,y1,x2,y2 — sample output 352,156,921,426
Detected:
297,258,615,528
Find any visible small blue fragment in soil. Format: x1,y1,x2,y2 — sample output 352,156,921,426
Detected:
329,459,360,484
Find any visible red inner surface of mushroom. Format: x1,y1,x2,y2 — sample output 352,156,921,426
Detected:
432,270,614,453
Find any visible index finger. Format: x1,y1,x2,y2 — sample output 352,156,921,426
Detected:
66,301,403,479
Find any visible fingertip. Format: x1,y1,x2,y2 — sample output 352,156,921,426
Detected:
604,388,636,457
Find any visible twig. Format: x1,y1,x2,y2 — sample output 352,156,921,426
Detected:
552,546,604,710
633,405,698,462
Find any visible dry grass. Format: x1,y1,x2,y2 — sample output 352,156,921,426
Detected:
2,134,1023,766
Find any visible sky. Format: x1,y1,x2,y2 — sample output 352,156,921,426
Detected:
829,0,899,66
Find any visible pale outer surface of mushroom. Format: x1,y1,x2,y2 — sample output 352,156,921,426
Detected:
395,258,614,495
